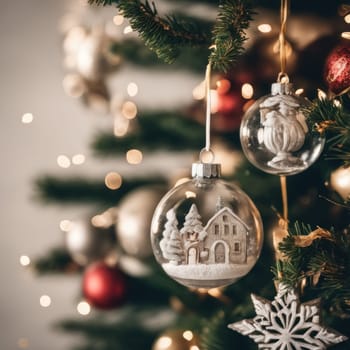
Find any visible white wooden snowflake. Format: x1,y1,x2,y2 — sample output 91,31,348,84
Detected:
228,283,348,350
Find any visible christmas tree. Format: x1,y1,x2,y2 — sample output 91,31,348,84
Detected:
29,0,350,349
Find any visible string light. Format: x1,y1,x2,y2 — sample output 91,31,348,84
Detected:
105,172,122,190
126,149,143,164
258,23,272,33
21,113,34,124
57,155,71,168
241,83,254,99
190,346,200,350
19,255,31,266
72,154,86,165
345,14,350,23
123,26,133,34
182,331,194,341
127,82,138,97
114,116,129,137
121,101,137,119
113,14,124,26
77,301,91,315
295,88,304,95
59,219,72,232
341,32,350,40
39,295,51,307
154,336,172,348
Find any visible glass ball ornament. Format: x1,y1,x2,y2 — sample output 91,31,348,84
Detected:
240,82,325,176
324,40,350,95
151,162,263,289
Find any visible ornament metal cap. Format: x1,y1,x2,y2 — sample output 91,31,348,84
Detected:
192,162,221,178
271,82,294,95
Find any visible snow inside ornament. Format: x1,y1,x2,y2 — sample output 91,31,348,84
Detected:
229,283,348,350
151,162,263,289
240,82,325,176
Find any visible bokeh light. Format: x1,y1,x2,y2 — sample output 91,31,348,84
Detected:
126,149,143,164
105,172,122,190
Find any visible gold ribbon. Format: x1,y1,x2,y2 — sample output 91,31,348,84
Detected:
278,0,289,77
294,227,333,247
273,217,289,261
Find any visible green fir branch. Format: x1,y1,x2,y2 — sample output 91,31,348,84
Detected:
93,111,205,155
35,176,166,205
118,1,208,63
90,0,253,70
33,248,81,275
275,222,350,317
209,0,254,72
305,96,350,164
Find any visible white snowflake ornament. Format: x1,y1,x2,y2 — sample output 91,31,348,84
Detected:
228,283,348,350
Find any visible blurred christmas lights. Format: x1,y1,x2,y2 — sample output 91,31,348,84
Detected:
126,149,143,164
21,113,34,124
105,172,122,190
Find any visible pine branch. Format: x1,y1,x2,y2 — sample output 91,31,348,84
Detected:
35,176,166,204
116,0,209,64
275,222,350,317
209,0,254,72
33,247,81,275
93,111,205,155
90,0,253,71
305,96,350,164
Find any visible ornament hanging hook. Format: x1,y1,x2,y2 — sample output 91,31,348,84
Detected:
200,61,215,163
277,0,290,81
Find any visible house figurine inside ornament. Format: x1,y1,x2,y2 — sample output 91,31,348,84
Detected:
160,197,257,288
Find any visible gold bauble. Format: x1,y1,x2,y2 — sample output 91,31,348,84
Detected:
330,166,350,201
152,329,199,350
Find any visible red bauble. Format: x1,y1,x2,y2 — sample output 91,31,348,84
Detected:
82,262,126,309
213,72,253,131
324,41,350,95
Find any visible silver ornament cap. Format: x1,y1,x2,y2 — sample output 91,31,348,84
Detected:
192,162,221,179
271,82,294,95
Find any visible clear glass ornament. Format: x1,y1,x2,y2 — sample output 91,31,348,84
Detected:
240,82,325,176
151,162,263,289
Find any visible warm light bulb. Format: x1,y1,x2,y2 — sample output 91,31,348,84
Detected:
123,26,133,34
22,113,34,124
341,32,350,40
258,23,272,33
60,219,72,232
113,14,124,26
126,149,143,164
182,330,194,341
121,101,137,119
127,82,138,97
77,301,91,315
154,336,172,348
57,155,71,168
241,83,254,99
40,295,51,307
19,255,31,266
72,154,86,165
105,172,122,190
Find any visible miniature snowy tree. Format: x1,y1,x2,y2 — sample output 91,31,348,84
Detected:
180,204,206,241
159,208,179,260
166,229,184,265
